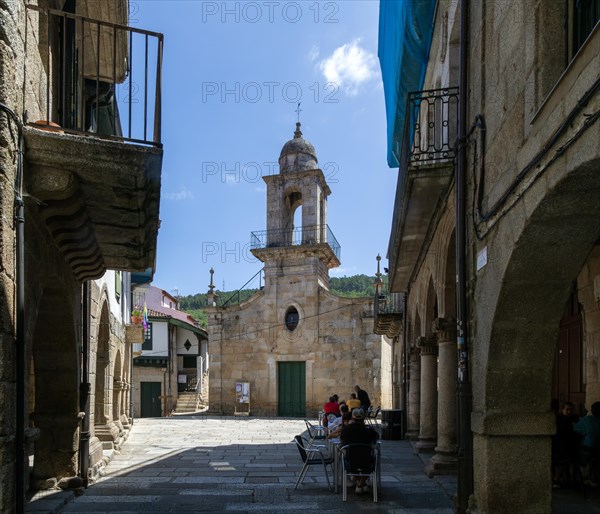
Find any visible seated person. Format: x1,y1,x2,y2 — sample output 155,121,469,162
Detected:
323,396,340,426
574,401,600,468
346,393,361,410
340,408,379,495
328,405,350,433
553,401,579,484
328,411,352,439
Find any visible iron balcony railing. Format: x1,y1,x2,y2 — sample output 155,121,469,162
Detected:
250,224,341,261
406,87,459,163
25,4,163,146
375,291,404,316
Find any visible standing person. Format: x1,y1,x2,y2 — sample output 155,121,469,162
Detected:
340,408,379,495
354,385,371,412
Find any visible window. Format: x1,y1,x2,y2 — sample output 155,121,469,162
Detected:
114,271,121,302
570,0,600,57
183,356,197,369
142,323,152,351
285,306,299,331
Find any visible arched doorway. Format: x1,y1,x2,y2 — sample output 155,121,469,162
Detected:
473,160,600,512
94,303,110,427
31,286,78,480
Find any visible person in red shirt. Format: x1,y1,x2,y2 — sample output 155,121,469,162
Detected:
323,396,339,426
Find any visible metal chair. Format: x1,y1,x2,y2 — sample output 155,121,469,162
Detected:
366,406,381,427
293,435,334,490
339,443,379,502
304,419,327,444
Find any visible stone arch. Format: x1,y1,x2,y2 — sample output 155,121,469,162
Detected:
442,228,456,320
112,348,122,420
474,158,600,511
424,276,438,337
94,301,110,426
31,285,78,480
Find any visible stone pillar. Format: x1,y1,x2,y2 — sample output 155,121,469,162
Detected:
405,346,421,440
416,336,438,453
428,318,457,475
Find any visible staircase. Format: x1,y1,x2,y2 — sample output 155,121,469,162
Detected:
174,391,200,415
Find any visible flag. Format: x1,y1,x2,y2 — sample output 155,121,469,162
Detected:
143,303,148,330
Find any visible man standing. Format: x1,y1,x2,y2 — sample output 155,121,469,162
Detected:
354,385,371,411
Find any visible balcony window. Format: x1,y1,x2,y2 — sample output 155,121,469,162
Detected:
570,0,600,58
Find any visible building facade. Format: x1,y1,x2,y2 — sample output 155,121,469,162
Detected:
0,1,163,511
205,124,385,417
132,285,208,418
379,0,599,512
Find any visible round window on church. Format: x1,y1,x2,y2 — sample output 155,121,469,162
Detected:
285,306,299,331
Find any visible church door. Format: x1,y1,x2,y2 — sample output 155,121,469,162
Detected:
278,361,306,417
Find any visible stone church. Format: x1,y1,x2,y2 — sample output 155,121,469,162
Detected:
205,124,387,417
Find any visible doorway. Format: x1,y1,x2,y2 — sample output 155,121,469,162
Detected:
278,362,306,417
140,382,162,417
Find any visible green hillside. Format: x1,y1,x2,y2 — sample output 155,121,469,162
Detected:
178,273,385,328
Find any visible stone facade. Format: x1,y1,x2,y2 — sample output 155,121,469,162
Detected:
0,2,161,511
206,126,384,417
382,0,600,512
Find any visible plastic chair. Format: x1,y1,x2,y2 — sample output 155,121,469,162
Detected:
339,443,378,502
293,435,334,490
304,419,327,444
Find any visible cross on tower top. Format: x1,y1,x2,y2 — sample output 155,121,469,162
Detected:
295,102,302,123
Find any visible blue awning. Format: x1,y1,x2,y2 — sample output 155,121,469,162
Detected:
378,0,437,168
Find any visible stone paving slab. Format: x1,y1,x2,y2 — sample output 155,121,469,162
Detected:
29,417,456,513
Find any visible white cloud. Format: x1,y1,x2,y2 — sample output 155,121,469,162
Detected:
164,189,194,201
309,44,320,62
318,39,379,96
330,266,358,276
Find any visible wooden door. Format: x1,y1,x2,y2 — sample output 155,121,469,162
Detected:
552,290,585,416
278,362,306,417
140,381,162,417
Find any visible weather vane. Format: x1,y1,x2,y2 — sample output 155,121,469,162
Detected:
295,102,302,123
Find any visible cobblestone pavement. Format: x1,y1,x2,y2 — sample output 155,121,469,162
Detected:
29,416,456,513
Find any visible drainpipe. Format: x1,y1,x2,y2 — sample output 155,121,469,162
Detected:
1,102,25,514
79,281,91,486
456,1,474,512
402,293,408,433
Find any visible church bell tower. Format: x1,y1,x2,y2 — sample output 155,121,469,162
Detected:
250,123,340,289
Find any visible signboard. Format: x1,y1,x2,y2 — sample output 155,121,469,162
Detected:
235,382,250,416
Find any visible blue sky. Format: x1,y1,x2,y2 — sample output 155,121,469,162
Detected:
134,1,398,296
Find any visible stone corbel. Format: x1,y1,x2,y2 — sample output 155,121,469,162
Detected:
417,335,438,356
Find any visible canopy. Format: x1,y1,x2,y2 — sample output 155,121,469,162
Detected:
378,0,437,167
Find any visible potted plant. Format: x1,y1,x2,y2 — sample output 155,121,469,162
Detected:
131,309,143,325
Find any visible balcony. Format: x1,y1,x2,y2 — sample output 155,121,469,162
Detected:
22,3,163,281
250,224,341,268
373,291,404,337
388,88,459,292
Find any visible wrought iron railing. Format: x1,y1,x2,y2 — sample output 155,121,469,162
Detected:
375,291,404,315
406,87,459,163
25,5,163,146
250,224,341,261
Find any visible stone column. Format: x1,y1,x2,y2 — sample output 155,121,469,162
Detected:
416,336,438,453
427,319,457,475
405,346,421,440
